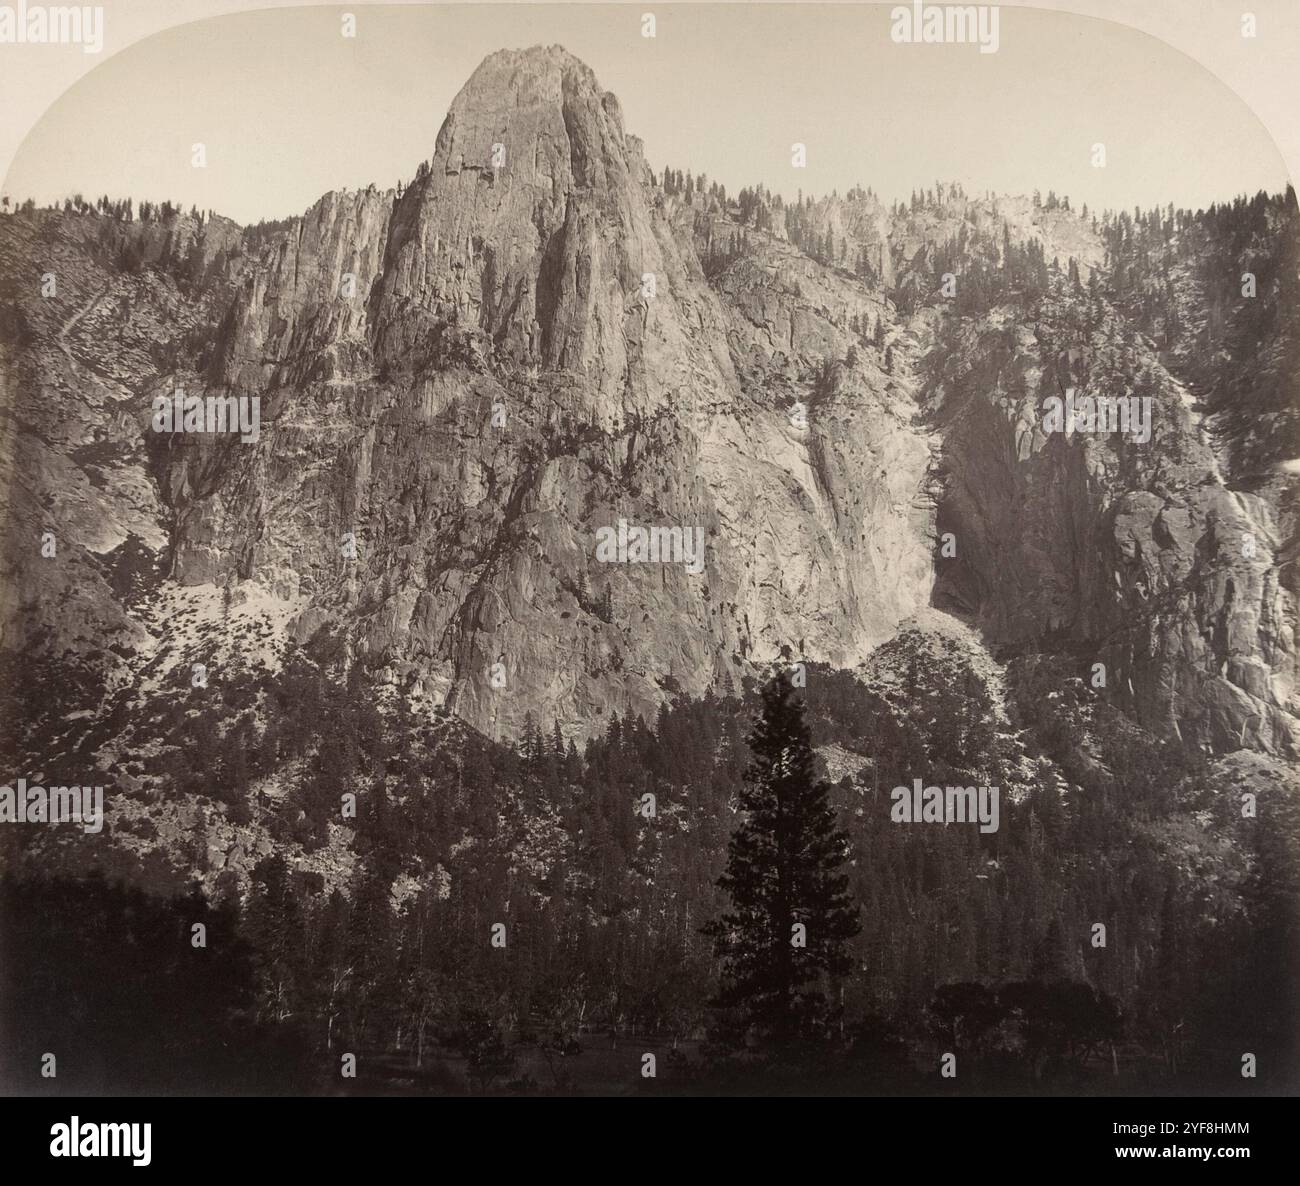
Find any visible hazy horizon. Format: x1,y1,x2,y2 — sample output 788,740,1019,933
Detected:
1,3,1291,227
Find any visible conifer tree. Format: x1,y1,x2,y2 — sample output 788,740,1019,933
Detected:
704,667,859,1048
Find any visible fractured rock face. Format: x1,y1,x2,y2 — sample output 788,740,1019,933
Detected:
926,310,1297,756
0,43,1294,758
134,45,939,739
370,45,723,417
215,186,394,392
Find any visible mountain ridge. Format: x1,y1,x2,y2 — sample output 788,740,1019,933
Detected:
1,43,1295,761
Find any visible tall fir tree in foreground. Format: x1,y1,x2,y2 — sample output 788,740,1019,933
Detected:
704,666,860,1049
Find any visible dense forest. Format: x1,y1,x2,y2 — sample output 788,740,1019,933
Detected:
3,617,1294,1094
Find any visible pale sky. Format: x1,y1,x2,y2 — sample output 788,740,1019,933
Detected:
1,3,1291,226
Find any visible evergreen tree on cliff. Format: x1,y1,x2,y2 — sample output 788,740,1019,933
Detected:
704,666,860,1050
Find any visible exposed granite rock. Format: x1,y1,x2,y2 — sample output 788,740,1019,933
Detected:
0,44,1293,759
926,308,1297,754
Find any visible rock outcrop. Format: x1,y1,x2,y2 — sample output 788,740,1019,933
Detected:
1,44,1294,758
130,45,938,740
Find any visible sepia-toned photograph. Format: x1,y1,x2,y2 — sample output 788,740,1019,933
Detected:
0,0,1296,1159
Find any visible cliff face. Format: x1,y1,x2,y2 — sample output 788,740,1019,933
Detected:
138,45,938,740
926,307,1296,755
214,186,394,393
370,46,702,406
1,44,1295,757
